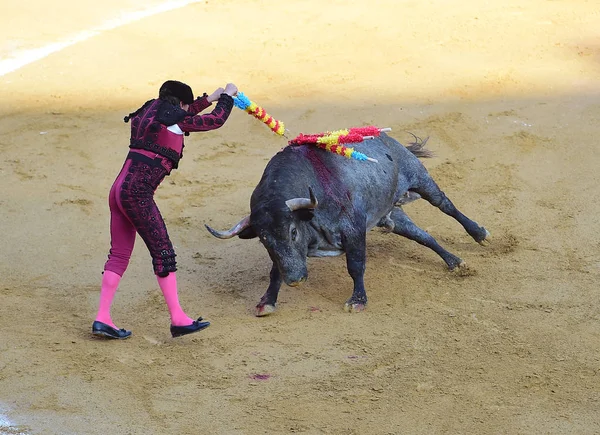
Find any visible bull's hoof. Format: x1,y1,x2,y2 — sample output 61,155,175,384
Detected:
477,228,491,246
343,302,367,313
446,256,464,271
256,304,276,317
452,261,477,277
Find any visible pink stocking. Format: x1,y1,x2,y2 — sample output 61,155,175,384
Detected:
156,273,194,326
95,270,122,328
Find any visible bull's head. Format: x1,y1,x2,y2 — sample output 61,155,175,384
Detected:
205,188,318,286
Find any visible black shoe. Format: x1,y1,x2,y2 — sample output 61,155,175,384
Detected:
92,321,132,340
170,318,210,338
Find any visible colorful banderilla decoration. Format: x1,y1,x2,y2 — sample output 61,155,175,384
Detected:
231,91,392,164
288,126,392,163
232,92,286,136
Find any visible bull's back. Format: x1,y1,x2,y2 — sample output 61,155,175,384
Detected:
286,134,416,227
262,133,418,195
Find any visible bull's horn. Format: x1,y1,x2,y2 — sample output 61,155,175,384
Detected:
286,187,319,211
205,215,251,239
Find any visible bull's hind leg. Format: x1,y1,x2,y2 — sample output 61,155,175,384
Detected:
383,207,465,270
256,263,282,317
412,176,490,245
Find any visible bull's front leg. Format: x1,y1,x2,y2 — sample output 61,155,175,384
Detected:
342,229,368,313
256,262,282,317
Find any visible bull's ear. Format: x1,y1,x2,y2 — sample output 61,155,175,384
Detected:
294,209,314,221
238,226,257,239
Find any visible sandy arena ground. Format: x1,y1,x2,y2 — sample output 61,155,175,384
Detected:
1,0,599,433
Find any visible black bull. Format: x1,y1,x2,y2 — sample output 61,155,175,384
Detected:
206,133,490,316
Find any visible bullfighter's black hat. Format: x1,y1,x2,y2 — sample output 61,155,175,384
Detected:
159,80,194,104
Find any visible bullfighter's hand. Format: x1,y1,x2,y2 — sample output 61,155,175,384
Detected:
207,87,225,103
224,83,238,96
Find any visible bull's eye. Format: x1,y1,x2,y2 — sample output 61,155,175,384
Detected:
291,227,298,241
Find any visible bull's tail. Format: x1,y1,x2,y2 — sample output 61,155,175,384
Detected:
406,133,434,158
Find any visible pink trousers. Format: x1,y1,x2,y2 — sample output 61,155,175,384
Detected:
104,152,176,277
